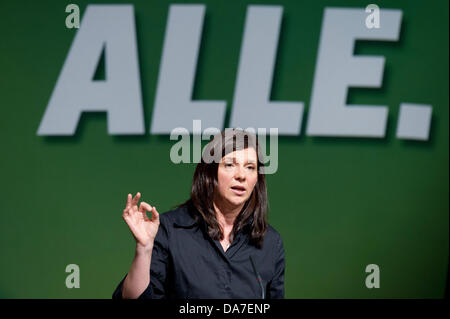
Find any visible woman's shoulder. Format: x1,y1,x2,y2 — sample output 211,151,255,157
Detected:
265,224,284,245
159,203,199,229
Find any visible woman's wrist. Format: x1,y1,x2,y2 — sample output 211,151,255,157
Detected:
135,242,154,256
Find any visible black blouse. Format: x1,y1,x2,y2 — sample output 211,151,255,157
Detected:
112,203,285,299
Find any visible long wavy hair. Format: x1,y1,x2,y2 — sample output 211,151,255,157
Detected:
180,129,268,248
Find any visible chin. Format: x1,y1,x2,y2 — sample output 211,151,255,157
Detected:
226,196,248,207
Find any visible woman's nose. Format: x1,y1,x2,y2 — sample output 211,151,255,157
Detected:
234,165,246,180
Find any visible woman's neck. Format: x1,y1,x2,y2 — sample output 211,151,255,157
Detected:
213,199,243,232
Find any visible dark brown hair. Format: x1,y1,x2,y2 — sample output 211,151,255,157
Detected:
181,129,268,248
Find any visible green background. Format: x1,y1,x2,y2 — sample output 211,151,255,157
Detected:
0,0,448,298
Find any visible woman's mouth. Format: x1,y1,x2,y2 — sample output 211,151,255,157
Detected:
231,185,246,196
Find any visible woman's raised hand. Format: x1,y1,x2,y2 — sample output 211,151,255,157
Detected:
122,192,160,250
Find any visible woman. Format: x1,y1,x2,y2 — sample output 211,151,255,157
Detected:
113,129,285,299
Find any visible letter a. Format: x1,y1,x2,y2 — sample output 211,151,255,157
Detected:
65,264,80,288
365,264,380,288
365,4,380,29
38,5,144,136
65,4,80,29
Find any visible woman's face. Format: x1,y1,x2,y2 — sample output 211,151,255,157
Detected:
215,147,258,210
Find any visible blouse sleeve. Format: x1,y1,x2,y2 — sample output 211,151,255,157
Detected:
267,235,285,299
112,217,170,299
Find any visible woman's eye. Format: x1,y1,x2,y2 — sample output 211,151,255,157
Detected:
225,163,233,167
247,166,255,170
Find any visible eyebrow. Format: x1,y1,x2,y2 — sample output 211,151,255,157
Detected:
223,157,257,164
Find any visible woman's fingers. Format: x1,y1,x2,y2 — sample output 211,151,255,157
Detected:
151,206,160,223
124,193,132,211
124,192,137,212
123,194,132,218
139,202,160,224
132,192,141,206
124,192,159,225
124,192,141,213
138,201,152,220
